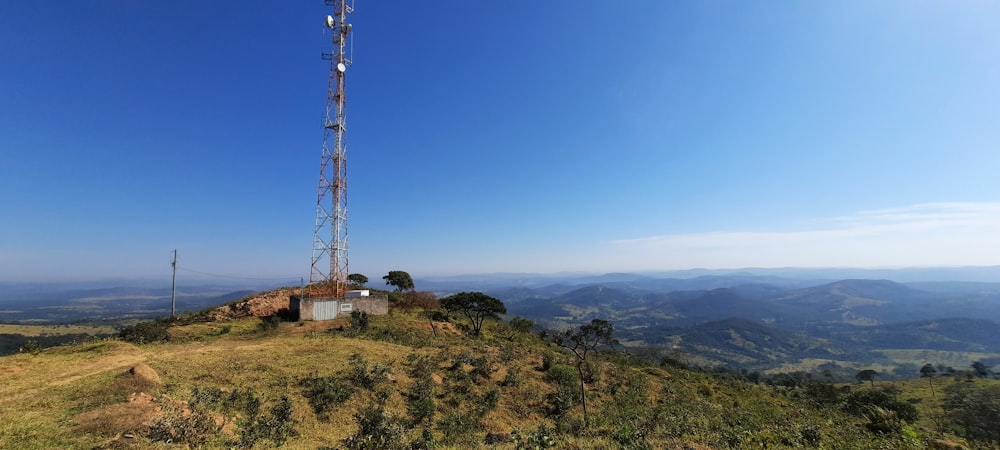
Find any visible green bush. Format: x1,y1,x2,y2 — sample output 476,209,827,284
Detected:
348,353,391,391
148,400,217,447
405,353,435,379
470,388,500,418
437,411,477,445
501,367,522,387
238,395,297,447
406,378,435,425
119,320,170,344
512,424,557,449
18,340,42,354
942,382,1000,442
343,402,407,450
544,364,578,388
842,388,918,423
299,373,354,421
350,310,370,331
256,315,280,332
546,382,576,419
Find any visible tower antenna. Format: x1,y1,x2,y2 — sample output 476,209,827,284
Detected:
311,0,354,295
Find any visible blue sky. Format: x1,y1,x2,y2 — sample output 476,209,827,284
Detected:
2,1,1000,282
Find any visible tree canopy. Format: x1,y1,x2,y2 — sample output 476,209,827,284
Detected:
855,369,878,386
347,273,369,286
439,292,506,336
920,363,938,396
382,271,414,292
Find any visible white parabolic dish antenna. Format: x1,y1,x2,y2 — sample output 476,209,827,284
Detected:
325,15,335,28
337,63,346,73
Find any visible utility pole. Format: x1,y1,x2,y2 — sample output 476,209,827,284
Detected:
171,249,177,318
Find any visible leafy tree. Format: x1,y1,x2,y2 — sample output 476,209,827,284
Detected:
347,273,369,286
382,270,414,292
552,319,618,427
856,369,878,386
971,361,991,378
440,292,506,336
920,363,937,397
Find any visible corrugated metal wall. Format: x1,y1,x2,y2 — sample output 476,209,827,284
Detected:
313,300,339,321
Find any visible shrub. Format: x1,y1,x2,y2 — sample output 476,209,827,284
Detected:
350,310,370,331
119,320,170,344
238,395,297,447
348,353,391,390
842,388,918,423
405,353,435,379
942,382,1000,442
546,382,576,419
148,398,218,447
512,424,557,449
540,352,554,372
256,315,280,332
501,367,522,387
437,412,477,445
18,340,42,354
299,373,354,421
407,378,436,425
342,402,407,450
544,364,578,388
470,388,500,419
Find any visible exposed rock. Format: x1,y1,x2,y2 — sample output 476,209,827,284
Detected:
206,288,299,321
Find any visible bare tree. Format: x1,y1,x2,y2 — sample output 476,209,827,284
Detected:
552,319,617,427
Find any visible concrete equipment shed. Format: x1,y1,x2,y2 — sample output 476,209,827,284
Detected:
290,290,389,321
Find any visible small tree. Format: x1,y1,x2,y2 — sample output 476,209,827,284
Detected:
920,363,937,397
404,291,440,337
552,319,617,427
347,273,369,287
856,369,878,387
383,270,415,292
501,316,534,341
971,361,991,378
439,292,506,336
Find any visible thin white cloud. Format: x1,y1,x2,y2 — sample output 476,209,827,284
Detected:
607,202,1000,269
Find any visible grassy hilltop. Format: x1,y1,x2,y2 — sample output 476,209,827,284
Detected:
0,289,996,449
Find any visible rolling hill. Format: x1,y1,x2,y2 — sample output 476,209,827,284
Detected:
1,291,987,449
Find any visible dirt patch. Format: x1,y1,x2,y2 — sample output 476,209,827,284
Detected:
285,319,347,335
76,392,160,435
417,320,463,335
0,366,25,377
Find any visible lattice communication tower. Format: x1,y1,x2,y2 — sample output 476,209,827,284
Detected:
311,0,353,294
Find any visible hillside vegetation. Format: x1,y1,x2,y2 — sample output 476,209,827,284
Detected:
1,289,997,449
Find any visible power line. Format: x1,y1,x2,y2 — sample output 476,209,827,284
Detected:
176,266,302,282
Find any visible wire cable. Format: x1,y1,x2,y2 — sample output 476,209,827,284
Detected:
176,266,303,282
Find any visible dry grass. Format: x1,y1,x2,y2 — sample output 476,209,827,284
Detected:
0,324,116,337
1,304,984,449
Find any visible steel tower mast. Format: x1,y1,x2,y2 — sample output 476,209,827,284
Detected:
311,0,353,294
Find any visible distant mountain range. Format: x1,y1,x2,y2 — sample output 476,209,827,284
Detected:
452,271,1000,376
5,267,1000,376
0,284,260,323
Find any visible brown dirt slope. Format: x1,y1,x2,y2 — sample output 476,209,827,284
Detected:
204,287,298,321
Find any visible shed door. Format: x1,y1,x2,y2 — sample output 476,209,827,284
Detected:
314,300,339,321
